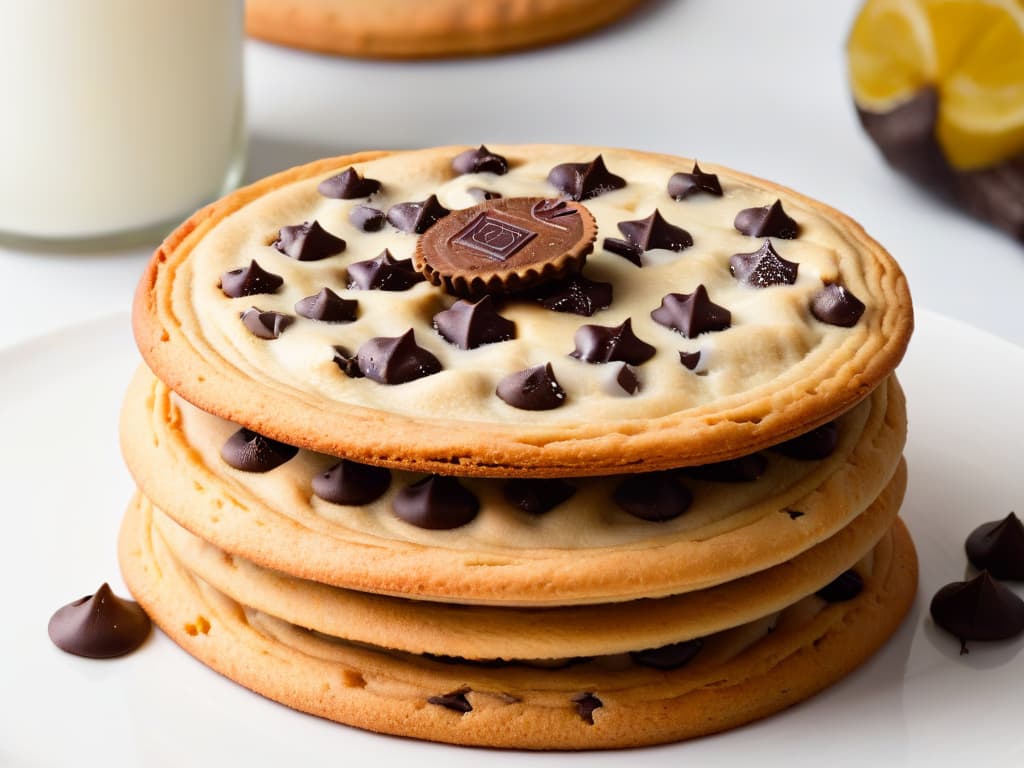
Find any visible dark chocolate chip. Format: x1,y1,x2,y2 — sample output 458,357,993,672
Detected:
356,329,442,385
294,287,358,323
221,428,298,472
614,471,693,522
496,362,566,410
48,583,151,658
816,570,864,602
424,653,513,669
570,318,656,365
651,285,731,338
734,199,799,239
811,283,866,327
433,295,516,349
774,421,839,460
784,508,805,520
452,145,509,176
312,460,391,506
393,475,479,530
428,689,473,713
685,454,768,483
220,260,284,298
272,220,346,261
386,194,451,234
240,307,293,339
503,478,576,514
678,350,702,370
603,236,644,266
531,274,613,316
630,638,703,670
617,209,693,252
571,692,603,724
332,345,364,378
668,161,723,200
349,205,385,232
729,240,799,288
614,363,640,395
347,249,425,291
966,512,1024,581
930,571,1024,652
467,187,503,202
317,167,381,199
547,155,627,201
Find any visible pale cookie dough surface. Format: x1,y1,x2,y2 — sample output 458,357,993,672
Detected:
119,506,918,750
133,145,913,476
121,366,906,604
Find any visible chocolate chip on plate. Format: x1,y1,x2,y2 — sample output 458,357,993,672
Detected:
965,512,1024,581
930,571,1024,653
48,583,151,658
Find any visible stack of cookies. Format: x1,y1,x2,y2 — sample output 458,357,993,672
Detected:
119,145,915,749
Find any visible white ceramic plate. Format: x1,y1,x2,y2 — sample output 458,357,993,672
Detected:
2,310,1022,767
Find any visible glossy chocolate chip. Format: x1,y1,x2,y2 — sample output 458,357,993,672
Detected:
496,362,566,410
356,329,442,385
570,318,655,365
294,287,358,323
312,460,391,505
347,249,425,291
685,453,767,483
48,583,151,658
272,220,346,261
221,428,298,472
774,421,839,460
393,475,479,530
433,295,515,350
572,693,603,724
503,478,576,514
651,285,731,338
734,199,799,239
386,194,451,234
678,350,702,370
318,167,381,199
630,639,703,670
603,236,644,266
428,689,473,713
613,363,640,395
467,187,503,202
966,512,1024,581
531,274,613,316
816,570,864,602
452,145,509,176
547,155,626,201
617,209,693,252
668,161,722,200
811,283,866,327
614,471,693,522
240,307,293,339
332,345,364,378
349,205,385,232
220,260,283,298
729,240,799,288
930,571,1024,651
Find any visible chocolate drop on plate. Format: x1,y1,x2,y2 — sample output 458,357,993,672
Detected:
667,161,722,200
614,471,693,522
240,307,293,339
347,249,424,291
966,512,1024,580
386,194,451,234
616,209,693,252
452,145,509,176
811,283,866,327
630,638,703,670
356,329,442,384
272,220,346,261
930,571,1024,650
392,475,479,530
317,167,381,199
734,199,799,239
312,460,391,505
433,295,516,349
651,285,731,338
220,260,283,298
816,570,864,602
221,428,298,472
570,318,655,365
496,362,566,410
773,421,838,460
547,155,626,201
294,287,358,323
503,477,576,514
349,205,385,232
48,583,151,658
729,240,799,287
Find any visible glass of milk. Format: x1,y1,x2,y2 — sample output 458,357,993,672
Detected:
0,0,245,248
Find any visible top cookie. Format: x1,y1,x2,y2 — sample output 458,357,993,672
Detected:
133,145,912,476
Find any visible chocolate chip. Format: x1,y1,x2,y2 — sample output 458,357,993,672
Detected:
48,583,151,658
684,454,767,482
729,240,799,287
630,639,703,670
616,209,693,253
496,362,566,410
356,329,442,384
603,237,644,266
347,249,425,291
816,570,864,602
433,295,516,349
966,512,1024,581
240,307,293,339
678,350,702,370
221,428,298,472
651,285,731,338
570,318,655,365
668,161,723,200
547,155,626,201
452,145,509,176
774,421,838,460
220,260,284,298
349,205,385,232
531,274,613,316
272,220,346,261
614,471,693,522
613,363,640,395
503,478,576,514
312,460,391,505
784,508,805,520
332,345,364,378
571,692,603,724
428,689,473,713
294,287,358,323
467,187,503,202
386,194,451,234
393,475,479,529
734,199,799,239
317,167,381,199
930,571,1024,652
811,283,866,327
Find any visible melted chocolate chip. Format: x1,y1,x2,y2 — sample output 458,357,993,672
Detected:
678,350,702,370
685,453,767,482
272,220,346,261
614,471,693,522
317,167,381,199
349,205,385,232
467,187,503,202
386,194,451,234
531,274,613,316
294,287,358,323
220,260,283,298
617,209,693,252
651,285,731,338
428,689,473,713
966,512,1024,581
332,345,364,378
816,570,864,602
48,583,151,658
785,508,805,520
570,318,656,365
496,362,566,410
503,478,576,514
668,162,723,200
240,307,293,339
613,363,640,395
603,236,644,266
547,155,626,201
433,295,516,349
811,283,866,327
774,421,839,460
930,571,1024,651
452,145,509,176
729,240,799,287
356,329,442,384
347,250,425,291
221,428,298,472
312,460,391,505
393,475,479,530
630,638,703,670
734,200,799,239
572,692,603,724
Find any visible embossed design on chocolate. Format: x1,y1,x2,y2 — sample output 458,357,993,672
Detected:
272,220,346,261
332,345,364,378
729,240,799,288
428,689,473,713
966,512,1024,580
668,161,722,200
678,350,702,370
294,287,358,323
393,475,479,530
467,187,502,202
816,570,864,602
630,639,703,670
571,692,603,724
347,249,425,291
452,145,509,176
220,260,283,298
774,421,839,460
454,214,537,261
615,209,693,253
502,477,576,514
612,362,640,395
240,307,293,339
684,454,768,483
811,283,866,327
349,205,385,232
531,274,612,316
614,471,693,522
386,194,451,234
547,155,626,201
48,583,151,658
734,199,799,239
651,285,731,338
221,427,298,472
433,295,515,349
317,167,381,199
312,459,391,506
496,362,566,410
930,571,1024,652
356,329,442,384
570,318,656,365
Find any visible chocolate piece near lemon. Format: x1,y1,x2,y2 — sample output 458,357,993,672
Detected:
49,583,151,658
